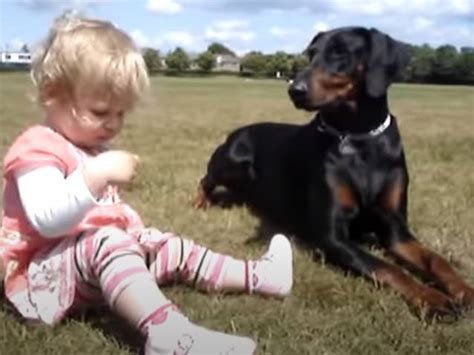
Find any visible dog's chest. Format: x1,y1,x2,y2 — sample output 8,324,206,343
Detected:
325,136,392,204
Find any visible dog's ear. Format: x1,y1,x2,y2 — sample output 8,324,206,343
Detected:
228,131,257,180
365,28,411,97
304,31,325,57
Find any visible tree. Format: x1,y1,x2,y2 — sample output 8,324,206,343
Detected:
431,45,458,83
408,44,435,82
266,51,291,77
165,47,190,72
207,43,236,57
240,51,267,76
142,48,162,73
289,54,309,78
454,52,474,84
196,51,216,72
21,44,30,53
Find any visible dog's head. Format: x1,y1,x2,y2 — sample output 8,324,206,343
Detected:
288,27,410,110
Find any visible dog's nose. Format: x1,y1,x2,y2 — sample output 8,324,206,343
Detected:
288,79,309,107
288,80,308,101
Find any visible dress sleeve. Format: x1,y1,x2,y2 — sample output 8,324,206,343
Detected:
3,125,77,179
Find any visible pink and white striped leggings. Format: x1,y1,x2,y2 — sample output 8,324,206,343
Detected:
73,226,249,307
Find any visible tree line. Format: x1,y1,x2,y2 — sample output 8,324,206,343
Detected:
143,42,474,85
3,41,472,85
407,45,474,85
143,42,309,79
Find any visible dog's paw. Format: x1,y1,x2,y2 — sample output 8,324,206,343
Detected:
412,287,460,321
193,194,210,209
453,285,474,311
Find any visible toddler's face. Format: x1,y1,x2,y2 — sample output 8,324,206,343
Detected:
47,85,130,148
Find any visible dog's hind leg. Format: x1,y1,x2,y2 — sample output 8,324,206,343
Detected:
193,175,216,209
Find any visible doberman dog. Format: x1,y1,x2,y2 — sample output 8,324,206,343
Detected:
194,27,474,318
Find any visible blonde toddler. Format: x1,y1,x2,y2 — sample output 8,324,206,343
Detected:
0,12,293,355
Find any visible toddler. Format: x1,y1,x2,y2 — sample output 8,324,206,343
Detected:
0,12,293,355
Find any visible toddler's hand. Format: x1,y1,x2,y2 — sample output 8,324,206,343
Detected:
95,150,140,185
83,150,140,197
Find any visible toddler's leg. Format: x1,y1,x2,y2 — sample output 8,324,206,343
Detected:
149,233,293,297
75,227,255,355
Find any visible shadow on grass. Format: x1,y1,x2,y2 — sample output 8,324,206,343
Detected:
71,308,143,354
0,288,143,355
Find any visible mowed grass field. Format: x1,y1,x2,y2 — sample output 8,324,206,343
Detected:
1,72,473,355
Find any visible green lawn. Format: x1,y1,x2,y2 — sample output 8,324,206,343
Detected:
1,72,473,355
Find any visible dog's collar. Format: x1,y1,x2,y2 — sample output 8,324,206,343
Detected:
317,113,391,155
317,113,391,140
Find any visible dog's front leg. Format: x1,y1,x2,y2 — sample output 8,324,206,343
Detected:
373,210,474,311
308,184,458,319
313,220,459,319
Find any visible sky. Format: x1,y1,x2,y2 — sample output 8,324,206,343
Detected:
0,0,473,56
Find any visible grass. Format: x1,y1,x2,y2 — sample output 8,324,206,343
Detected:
1,72,474,355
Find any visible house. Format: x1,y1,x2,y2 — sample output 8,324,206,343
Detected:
214,54,240,72
0,51,32,68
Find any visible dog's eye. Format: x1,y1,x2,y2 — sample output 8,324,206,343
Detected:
326,46,350,67
332,45,347,57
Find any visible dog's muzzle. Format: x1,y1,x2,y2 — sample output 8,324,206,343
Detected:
288,79,309,109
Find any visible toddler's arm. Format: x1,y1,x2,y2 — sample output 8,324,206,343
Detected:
16,150,139,238
16,166,98,238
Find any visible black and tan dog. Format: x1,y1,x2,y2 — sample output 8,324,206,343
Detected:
195,27,474,318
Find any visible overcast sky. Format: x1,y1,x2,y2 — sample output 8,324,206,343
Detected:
0,0,472,55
